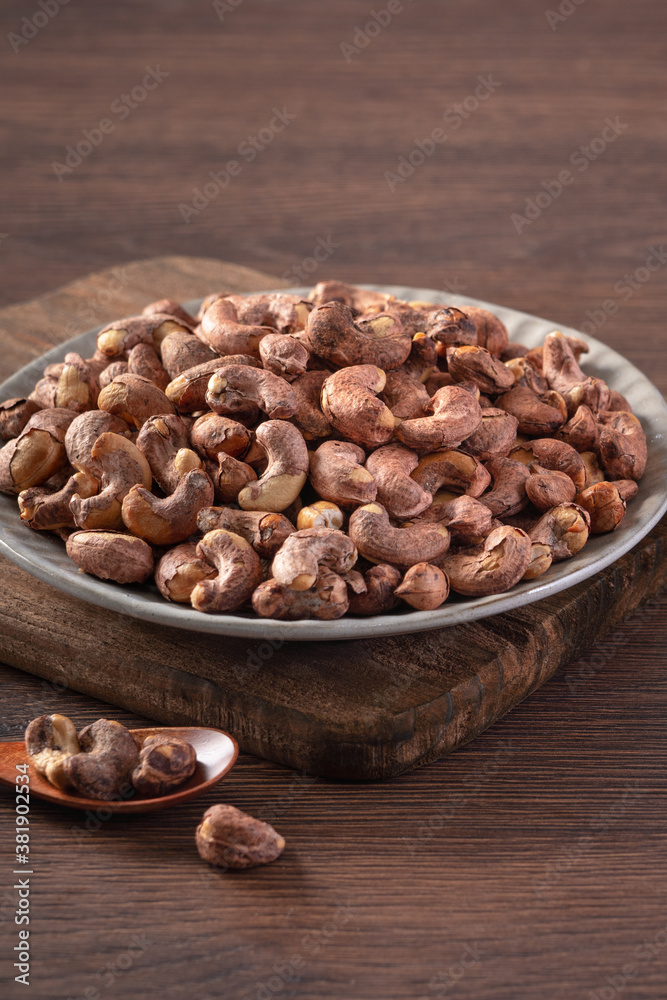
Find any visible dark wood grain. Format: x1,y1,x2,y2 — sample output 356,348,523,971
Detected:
1,2,666,997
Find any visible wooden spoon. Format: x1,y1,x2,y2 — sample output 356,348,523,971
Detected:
0,726,238,814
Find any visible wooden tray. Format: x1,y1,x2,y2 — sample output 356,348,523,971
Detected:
1,258,665,780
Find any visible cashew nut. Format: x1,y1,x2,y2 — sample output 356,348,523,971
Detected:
166,356,261,414
122,468,214,545
271,527,357,590
252,566,349,620
396,384,483,452
64,410,130,476
19,469,98,530
190,412,251,462
237,420,308,513
478,458,530,517
98,373,176,428
25,714,81,790
0,408,74,495
127,343,170,392
289,370,333,440
597,410,647,481
411,449,491,498
348,502,450,570
394,562,450,610
206,365,298,421
132,735,197,798
209,453,257,503
0,397,41,440
159,330,217,378
379,370,430,420
198,296,274,356
510,438,586,492
66,530,154,583
442,525,533,596
197,506,295,558
136,413,202,494
366,443,433,519
462,407,519,461
447,346,515,395
496,385,566,436
460,305,509,357
70,432,152,530
309,439,377,509
306,301,412,370
320,365,395,448
155,541,216,603
191,529,263,613
525,464,577,511
348,563,402,615
529,503,590,561
61,719,141,800
296,500,344,531
259,333,309,381
574,482,627,534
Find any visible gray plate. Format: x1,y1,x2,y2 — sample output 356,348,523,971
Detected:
1,285,665,642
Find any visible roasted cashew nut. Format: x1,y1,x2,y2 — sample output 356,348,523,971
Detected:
191,529,263,613
462,407,519,461
66,530,154,584
61,719,141,800
423,307,478,355
460,305,509,357
127,343,170,392
206,365,298,421
64,410,130,477
306,301,412,370
557,404,598,452
321,365,395,448
271,527,358,591
542,331,610,416
166,356,261,414
0,408,75,495
209,453,257,504
574,482,627,534
411,449,491,499
197,506,295,558
0,398,41,441
121,468,215,545
496,385,566,436
348,502,450,571
528,503,590,561
97,313,190,358
259,333,309,381
198,296,275,356
416,495,495,544
380,370,430,420
510,438,586,493
394,562,450,610
365,443,432,519
159,330,217,379
25,714,81,790
237,420,308,513
97,373,176,429
525,464,577,512
446,346,515,395
348,563,402,615
19,469,98,531
252,566,350,620
70,432,152,530
155,541,216,603
597,410,647,481
309,439,376,509
55,352,100,412
396,384,483,452
478,458,530,517
289,371,333,440
297,501,344,531
136,413,202,494
132,735,197,798
442,525,533,596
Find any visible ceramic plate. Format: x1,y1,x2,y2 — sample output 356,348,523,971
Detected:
0,285,665,641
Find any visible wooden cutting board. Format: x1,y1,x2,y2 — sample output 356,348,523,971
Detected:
1,257,665,780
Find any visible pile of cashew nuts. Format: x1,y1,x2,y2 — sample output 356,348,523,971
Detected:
0,281,648,619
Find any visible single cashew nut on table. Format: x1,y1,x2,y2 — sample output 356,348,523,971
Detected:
195,803,285,870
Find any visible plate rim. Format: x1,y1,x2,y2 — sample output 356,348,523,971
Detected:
0,284,665,642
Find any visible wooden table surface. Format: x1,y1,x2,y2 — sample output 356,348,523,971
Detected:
1,2,666,998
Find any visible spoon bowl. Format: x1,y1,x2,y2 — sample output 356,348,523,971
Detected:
0,726,238,813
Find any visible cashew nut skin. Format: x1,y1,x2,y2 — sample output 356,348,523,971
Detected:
252,566,349,620
496,385,565,436
529,503,590,561
394,562,450,610
66,530,154,584
0,408,76,494
525,464,577,512
460,305,509,357
136,413,202,494
206,365,298,421
0,397,41,440
424,307,478,356
310,439,376,509
237,420,308,513
25,714,81,790
198,296,274,356
348,563,402,615
542,332,610,416
348,502,450,571
441,525,533,596
98,373,176,429
365,443,432,519
396,384,483,453
189,412,251,462
62,719,141,800
321,365,395,448
411,449,491,499
446,346,515,395
70,432,152,530
209,454,257,504
575,482,627,534
380,370,430,420
159,330,217,378
19,469,98,531
166,356,261,414
127,343,170,392
271,527,358,591
191,529,264,613
511,438,587,493
557,404,598,452
290,370,333,440
306,300,412,370
259,332,309,381
612,479,639,503
99,361,128,389
478,458,530,518
462,408,519,462
597,410,647,482
415,495,495,544
155,542,216,603
196,507,295,559
64,410,130,477
132,735,197,798
121,468,215,545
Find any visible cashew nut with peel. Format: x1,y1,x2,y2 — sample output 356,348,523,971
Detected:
309,440,376,509
348,563,402,615
379,370,430,420
446,346,515,395
142,297,196,329
189,412,251,462
542,331,610,415
496,385,566,436
394,562,450,610
478,458,530,517
60,719,141,800
289,371,332,440
460,305,509,357
54,352,100,411
209,453,257,504
528,503,590,561
19,468,98,530
127,342,170,392
206,365,298,421
165,356,261,414
441,525,533,596
396,384,483,452
198,296,274,356
525,464,577,511
416,495,495,544
121,468,215,545
0,407,75,495
132,735,197,799
225,292,311,333
0,397,41,440
237,420,308,513
348,502,450,571
64,410,130,475
424,307,478,355
191,529,263,613
557,404,598,452
25,714,81,790
271,527,357,590
159,330,218,378
66,530,154,583
70,432,152,530
574,482,627,534
306,301,412,370
321,365,396,448
462,408,519,462
511,438,586,492
155,542,216,603
252,566,350,620
97,314,190,358
258,332,309,381
197,506,295,558
411,449,491,498
597,410,647,481
524,543,553,580
136,413,202,494
365,443,432,519
97,373,176,429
